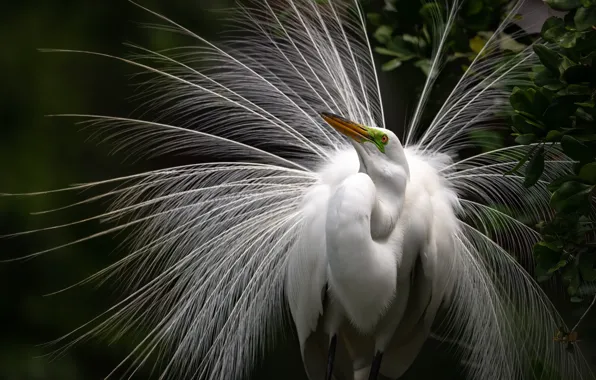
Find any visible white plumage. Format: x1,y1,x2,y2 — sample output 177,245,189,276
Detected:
288,128,461,379
7,0,595,379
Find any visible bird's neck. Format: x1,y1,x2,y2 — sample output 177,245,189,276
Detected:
365,162,408,240
324,172,399,332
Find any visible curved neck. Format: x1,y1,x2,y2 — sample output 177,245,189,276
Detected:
361,158,408,240
324,171,401,331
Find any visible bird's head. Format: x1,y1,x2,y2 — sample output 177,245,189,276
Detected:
321,112,409,179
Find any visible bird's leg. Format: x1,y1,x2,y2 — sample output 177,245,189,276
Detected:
326,334,337,380
367,351,383,380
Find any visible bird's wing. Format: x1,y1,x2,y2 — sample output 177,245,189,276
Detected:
285,183,331,350
286,182,356,380
380,188,459,378
378,225,433,377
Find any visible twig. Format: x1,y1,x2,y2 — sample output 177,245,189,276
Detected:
570,294,596,334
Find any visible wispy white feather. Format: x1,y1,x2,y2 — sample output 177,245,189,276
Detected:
5,0,594,379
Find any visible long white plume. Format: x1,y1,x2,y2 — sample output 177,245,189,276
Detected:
5,0,594,379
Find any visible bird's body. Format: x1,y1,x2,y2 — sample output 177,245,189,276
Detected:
7,0,596,379
289,143,459,379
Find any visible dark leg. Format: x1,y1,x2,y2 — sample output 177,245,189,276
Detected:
368,351,383,380
326,334,337,380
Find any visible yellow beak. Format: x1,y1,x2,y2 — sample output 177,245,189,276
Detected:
321,112,370,143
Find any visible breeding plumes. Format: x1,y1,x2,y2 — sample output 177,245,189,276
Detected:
5,0,596,379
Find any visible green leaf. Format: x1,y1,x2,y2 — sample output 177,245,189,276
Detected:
546,130,563,142
505,144,539,175
546,0,582,11
500,33,527,53
544,99,577,130
386,36,417,58
534,241,563,273
366,13,382,26
581,51,596,65
414,59,431,76
550,180,594,214
381,58,402,71
469,34,487,55
541,16,566,42
375,47,399,57
562,64,593,84
515,134,537,145
533,45,561,73
374,47,414,59
579,162,596,184
577,101,595,108
562,264,581,296
577,107,594,121
511,114,540,134
558,55,575,74
403,34,426,48
520,113,545,129
533,88,552,116
561,135,592,161
446,52,472,62
535,67,563,89
374,25,393,44
524,146,545,188
563,84,592,95
466,0,483,16
544,82,566,91
548,259,569,273
534,241,562,259
422,24,431,44
547,175,582,192
558,31,579,48
575,6,596,31
510,87,536,114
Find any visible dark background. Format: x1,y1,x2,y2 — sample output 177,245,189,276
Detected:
1,1,594,379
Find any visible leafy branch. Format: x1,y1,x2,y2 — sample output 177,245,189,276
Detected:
508,0,596,302
367,0,517,74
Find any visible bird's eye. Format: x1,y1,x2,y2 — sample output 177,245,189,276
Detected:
381,134,389,144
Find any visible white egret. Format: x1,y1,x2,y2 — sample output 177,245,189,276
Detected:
288,112,457,380
5,0,595,379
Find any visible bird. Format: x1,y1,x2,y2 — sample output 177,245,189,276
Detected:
5,0,595,379
287,112,458,380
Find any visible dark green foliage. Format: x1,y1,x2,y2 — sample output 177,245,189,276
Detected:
366,0,512,75
0,1,237,378
524,146,545,187
508,0,596,300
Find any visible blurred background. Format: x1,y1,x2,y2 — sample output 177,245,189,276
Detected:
1,2,240,379
1,0,595,379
